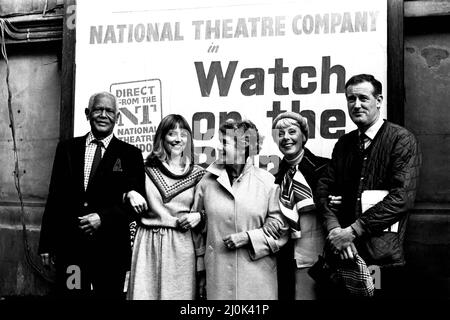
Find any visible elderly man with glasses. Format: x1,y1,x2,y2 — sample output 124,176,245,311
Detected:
39,92,145,299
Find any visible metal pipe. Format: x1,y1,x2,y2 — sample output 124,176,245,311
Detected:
0,15,62,44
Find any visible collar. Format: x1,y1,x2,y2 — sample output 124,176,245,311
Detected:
86,131,114,148
147,156,194,179
207,156,254,177
206,157,255,196
361,116,384,141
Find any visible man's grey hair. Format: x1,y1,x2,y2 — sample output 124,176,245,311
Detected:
87,91,117,110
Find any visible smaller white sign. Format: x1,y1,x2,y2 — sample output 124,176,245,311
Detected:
110,79,163,158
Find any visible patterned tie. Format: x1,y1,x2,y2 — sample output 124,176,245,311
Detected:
359,132,368,153
89,139,103,185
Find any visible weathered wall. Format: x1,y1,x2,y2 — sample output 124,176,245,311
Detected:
0,43,61,296
1,0,63,296
0,0,61,15
405,17,450,203
404,212,449,298
403,14,450,299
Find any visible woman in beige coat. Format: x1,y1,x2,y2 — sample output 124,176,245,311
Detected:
193,120,288,300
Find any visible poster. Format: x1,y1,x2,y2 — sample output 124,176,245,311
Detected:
74,0,387,172
110,79,162,154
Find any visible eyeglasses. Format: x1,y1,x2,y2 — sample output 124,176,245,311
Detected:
90,107,116,117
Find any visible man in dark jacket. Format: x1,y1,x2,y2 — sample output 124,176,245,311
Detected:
316,74,421,298
38,92,145,298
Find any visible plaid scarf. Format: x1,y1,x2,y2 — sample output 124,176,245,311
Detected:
279,164,315,239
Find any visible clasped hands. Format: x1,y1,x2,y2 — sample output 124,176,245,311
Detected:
325,195,358,260
261,220,358,261
327,226,358,260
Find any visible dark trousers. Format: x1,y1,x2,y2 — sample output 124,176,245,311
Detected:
54,254,126,299
277,240,296,300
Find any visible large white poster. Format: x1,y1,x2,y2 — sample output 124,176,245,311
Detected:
74,0,387,172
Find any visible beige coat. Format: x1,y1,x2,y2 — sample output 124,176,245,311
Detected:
193,159,288,300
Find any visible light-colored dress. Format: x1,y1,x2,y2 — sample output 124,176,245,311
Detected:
127,159,204,300
192,158,288,300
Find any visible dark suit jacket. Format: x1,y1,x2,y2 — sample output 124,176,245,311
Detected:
38,134,145,270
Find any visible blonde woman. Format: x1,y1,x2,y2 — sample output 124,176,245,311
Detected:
271,112,340,300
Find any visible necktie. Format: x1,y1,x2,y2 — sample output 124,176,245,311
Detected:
89,140,103,185
359,132,368,153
